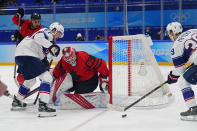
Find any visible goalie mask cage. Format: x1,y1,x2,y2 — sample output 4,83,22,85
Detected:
108,34,173,109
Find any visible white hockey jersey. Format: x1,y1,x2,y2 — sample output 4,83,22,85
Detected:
15,28,53,60
171,29,197,76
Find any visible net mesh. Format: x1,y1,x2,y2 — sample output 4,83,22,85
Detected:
109,35,172,108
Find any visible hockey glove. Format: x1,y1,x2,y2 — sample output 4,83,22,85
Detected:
49,44,60,57
167,71,180,84
16,8,24,18
11,30,24,44
99,75,109,93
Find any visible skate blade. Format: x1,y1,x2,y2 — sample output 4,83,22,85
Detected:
180,115,197,121
10,107,26,111
38,112,57,118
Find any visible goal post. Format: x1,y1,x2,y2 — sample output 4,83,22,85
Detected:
108,34,173,109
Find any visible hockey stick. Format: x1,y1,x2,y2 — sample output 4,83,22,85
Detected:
13,14,21,88
119,63,194,112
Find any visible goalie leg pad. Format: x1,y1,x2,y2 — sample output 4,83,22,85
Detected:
59,92,109,110
50,73,73,103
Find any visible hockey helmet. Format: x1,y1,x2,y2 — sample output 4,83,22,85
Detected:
62,47,77,66
31,13,41,20
49,22,64,38
166,22,183,35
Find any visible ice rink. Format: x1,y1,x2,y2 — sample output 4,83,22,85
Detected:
1,65,197,131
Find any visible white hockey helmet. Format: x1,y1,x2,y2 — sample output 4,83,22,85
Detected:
49,22,64,38
166,22,183,35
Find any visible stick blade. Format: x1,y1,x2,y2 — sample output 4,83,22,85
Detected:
107,104,125,112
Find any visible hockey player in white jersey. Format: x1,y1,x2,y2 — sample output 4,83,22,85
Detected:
166,22,197,121
11,22,64,117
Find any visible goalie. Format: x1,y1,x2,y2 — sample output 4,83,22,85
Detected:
51,47,109,109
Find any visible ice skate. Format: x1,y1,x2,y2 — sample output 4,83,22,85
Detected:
11,95,27,111
38,99,56,117
180,106,197,121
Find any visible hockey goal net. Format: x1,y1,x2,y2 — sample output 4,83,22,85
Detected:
108,34,173,109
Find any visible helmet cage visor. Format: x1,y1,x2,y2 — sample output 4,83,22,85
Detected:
63,51,76,66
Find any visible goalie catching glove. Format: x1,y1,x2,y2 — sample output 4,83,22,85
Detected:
99,75,109,93
49,44,60,57
167,71,180,84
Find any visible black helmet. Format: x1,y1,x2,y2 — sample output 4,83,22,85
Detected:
31,13,41,20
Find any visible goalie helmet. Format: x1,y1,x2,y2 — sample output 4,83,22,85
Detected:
166,22,183,35
62,47,77,66
49,22,64,38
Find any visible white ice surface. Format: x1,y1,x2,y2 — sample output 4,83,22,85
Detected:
1,66,197,131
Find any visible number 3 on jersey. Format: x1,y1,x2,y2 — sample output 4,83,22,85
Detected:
184,33,197,50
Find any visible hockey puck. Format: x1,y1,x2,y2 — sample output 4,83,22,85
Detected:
122,114,127,118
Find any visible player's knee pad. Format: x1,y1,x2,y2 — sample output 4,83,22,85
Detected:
23,78,36,88
183,65,197,85
38,71,53,84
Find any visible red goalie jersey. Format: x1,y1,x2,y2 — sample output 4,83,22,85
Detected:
53,48,108,82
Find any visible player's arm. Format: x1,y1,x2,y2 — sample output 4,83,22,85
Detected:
53,58,66,78
12,8,26,26
171,42,186,76
33,29,53,48
86,54,109,77
33,29,60,56
167,42,186,84
85,54,109,93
